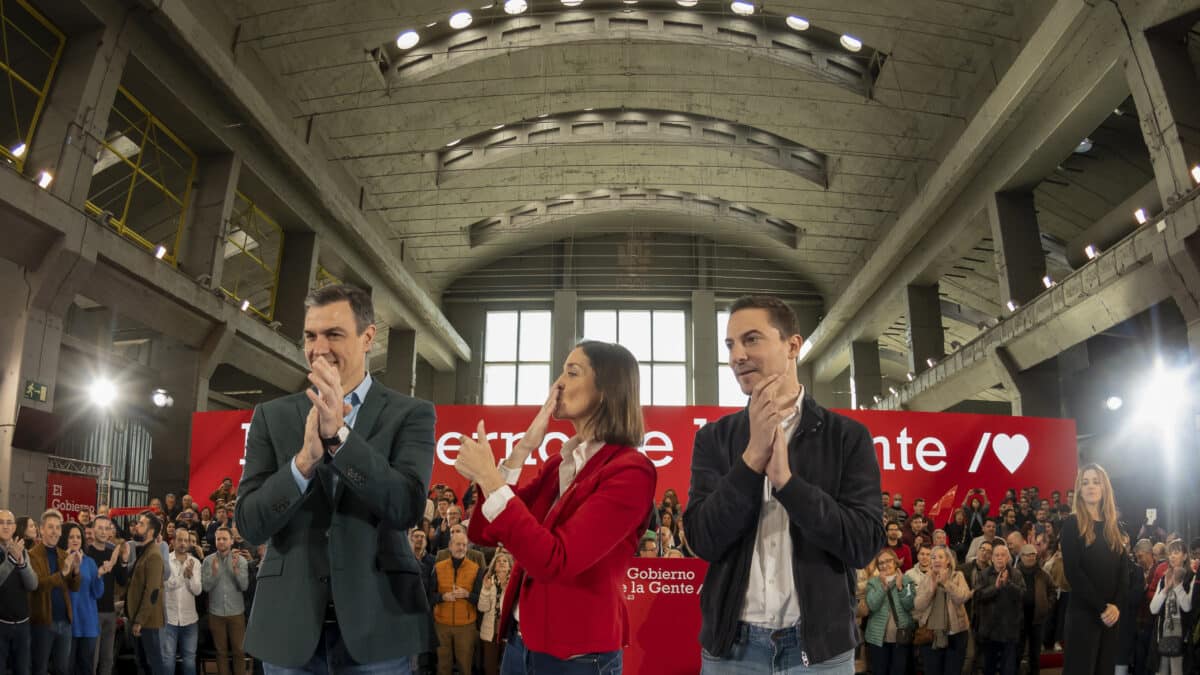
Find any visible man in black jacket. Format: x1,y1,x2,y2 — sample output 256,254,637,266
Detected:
684,295,884,671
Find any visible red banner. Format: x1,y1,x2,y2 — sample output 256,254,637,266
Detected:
191,405,1077,519
46,471,98,523
624,557,707,674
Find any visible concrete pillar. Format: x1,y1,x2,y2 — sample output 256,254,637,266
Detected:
432,370,458,405
179,154,241,285
447,305,485,404
413,358,435,401
992,346,1061,418
273,232,320,340
906,284,945,374
381,329,418,397
25,24,128,208
1126,22,1200,209
0,260,33,506
692,290,717,405
849,341,883,409
551,291,578,376
986,191,1047,307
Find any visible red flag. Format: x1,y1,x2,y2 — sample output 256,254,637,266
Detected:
927,485,958,519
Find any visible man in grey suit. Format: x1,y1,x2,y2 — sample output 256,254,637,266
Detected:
235,284,435,674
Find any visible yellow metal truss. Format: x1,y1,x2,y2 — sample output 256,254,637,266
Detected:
0,0,65,172
314,265,342,289
85,86,197,265
220,191,284,322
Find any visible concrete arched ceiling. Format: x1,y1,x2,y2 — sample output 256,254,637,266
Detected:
221,0,1027,308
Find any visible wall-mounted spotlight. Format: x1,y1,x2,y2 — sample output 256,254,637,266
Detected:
88,378,117,408
152,388,175,408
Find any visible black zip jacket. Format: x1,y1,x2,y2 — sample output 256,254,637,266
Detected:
683,394,885,664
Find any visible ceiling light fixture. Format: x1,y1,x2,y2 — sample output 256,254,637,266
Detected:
888,387,898,396
240,299,251,312
1074,137,1093,154
446,138,462,147
562,0,584,5
1042,275,1054,289
88,378,118,408
730,1,755,15
11,142,26,158
36,170,52,188
503,0,527,14
786,15,810,31
926,357,937,368
675,0,698,5
906,372,914,382
537,112,549,118
396,30,420,49
1084,244,1098,260
840,34,863,52
1105,395,1123,411
873,395,883,404
492,123,505,130
1192,165,1200,184
151,388,174,408
1134,208,1148,225
154,245,167,260
449,11,473,29
426,22,437,27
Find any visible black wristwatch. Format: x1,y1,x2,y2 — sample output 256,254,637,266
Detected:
321,425,349,450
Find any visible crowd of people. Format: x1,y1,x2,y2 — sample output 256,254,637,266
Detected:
0,480,259,675
849,481,1199,675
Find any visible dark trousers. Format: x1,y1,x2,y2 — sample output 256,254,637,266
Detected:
32,620,72,675
867,642,909,675
1135,622,1156,675
919,631,968,675
1021,614,1042,675
982,640,1019,675
72,636,97,675
0,621,32,675
1062,607,1118,675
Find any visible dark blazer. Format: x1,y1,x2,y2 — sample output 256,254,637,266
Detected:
684,394,885,664
235,381,435,668
468,443,656,660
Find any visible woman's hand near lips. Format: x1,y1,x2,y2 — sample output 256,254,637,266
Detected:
455,385,564,497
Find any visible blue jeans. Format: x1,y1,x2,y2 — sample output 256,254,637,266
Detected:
32,620,72,675
163,623,199,675
0,621,32,675
699,623,855,674
135,628,171,675
262,621,412,675
500,629,621,675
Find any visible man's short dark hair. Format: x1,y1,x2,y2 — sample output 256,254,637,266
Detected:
216,526,233,538
914,498,925,506
305,283,374,334
886,521,901,531
140,512,162,540
911,514,926,522
727,295,801,341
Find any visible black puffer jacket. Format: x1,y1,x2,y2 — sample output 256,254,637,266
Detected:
683,395,885,665
976,565,1026,642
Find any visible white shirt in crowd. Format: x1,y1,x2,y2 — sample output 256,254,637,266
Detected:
164,553,203,626
741,390,804,629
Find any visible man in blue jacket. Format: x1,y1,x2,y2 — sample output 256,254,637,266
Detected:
684,295,885,672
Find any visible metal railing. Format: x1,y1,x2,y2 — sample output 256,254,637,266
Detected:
85,86,197,265
220,191,284,321
0,0,64,171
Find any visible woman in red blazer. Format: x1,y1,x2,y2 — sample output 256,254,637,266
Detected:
457,340,656,675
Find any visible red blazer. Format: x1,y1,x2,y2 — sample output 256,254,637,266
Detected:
468,443,656,659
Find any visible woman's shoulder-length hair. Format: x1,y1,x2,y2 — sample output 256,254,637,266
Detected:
576,340,645,448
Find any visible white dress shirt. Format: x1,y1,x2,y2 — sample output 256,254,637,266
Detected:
164,553,202,626
481,436,606,625
741,391,804,629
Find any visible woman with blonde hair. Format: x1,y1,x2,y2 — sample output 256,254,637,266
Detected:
913,545,971,675
1061,463,1128,675
477,551,514,675
864,548,917,675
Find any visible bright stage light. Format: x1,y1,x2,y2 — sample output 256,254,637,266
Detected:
89,378,118,407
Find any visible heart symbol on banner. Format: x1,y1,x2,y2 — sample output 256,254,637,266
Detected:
992,434,1030,474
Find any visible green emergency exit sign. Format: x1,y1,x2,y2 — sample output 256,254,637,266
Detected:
23,380,47,403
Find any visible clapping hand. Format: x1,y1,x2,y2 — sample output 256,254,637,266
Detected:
4,537,24,562
455,422,504,493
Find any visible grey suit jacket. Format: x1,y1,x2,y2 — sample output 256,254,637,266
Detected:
234,381,434,667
